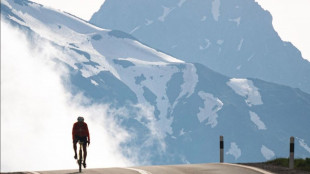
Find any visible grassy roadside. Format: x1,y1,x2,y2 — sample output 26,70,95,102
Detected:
265,158,310,172
241,158,310,174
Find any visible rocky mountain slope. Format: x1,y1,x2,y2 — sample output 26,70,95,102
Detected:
2,0,310,165
90,0,310,94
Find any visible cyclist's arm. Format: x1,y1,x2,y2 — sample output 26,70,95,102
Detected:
86,123,90,143
72,123,76,140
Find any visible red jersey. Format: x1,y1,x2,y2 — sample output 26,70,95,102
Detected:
72,122,90,141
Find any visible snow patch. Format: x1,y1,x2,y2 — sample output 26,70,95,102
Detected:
131,41,184,63
201,16,207,21
247,54,255,61
296,137,310,153
130,26,140,34
7,15,25,26
158,6,174,22
237,38,244,51
199,39,211,50
145,19,153,25
226,142,241,160
80,64,106,78
249,111,266,130
2,0,12,9
227,78,263,107
119,58,169,66
111,60,180,152
229,17,241,26
217,40,224,45
179,128,185,136
261,145,275,160
90,79,99,86
176,64,198,101
197,91,223,128
211,0,221,21
178,0,187,7
6,4,119,79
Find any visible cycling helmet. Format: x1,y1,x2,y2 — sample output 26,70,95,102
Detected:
77,116,84,122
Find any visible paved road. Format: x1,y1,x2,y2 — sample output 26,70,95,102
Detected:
27,163,273,174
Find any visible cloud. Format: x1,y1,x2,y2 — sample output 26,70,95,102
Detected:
1,21,134,172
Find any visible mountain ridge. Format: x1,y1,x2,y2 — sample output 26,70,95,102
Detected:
1,0,310,169
90,0,310,94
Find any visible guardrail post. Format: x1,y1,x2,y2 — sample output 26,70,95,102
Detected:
220,136,224,163
289,136,294,169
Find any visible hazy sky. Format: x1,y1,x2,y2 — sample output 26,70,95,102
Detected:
30,0,310,62
255,0,310,62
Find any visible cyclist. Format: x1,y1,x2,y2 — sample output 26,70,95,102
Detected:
72,116,90,168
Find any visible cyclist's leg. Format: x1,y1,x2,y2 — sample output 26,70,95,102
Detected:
73,137,78,159
83,143,87,162
82,137,87,167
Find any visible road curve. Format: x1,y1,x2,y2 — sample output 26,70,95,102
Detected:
28,163,274,174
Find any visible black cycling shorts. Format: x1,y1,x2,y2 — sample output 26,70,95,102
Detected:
74,136,87,145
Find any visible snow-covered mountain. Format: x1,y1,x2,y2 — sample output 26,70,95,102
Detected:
90,0,310,94
1,0,310,166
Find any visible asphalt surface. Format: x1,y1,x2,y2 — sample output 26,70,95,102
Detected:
24,163,274,174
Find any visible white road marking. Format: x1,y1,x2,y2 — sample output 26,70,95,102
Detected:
126,167,153,174
221,163,275,174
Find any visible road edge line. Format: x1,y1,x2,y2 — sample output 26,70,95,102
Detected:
221,163,275,174
126,167,153,174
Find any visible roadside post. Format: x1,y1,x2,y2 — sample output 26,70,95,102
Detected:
289,136,294,169
220,136,224,163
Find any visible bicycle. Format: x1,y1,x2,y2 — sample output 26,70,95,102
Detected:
77,140,84,173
